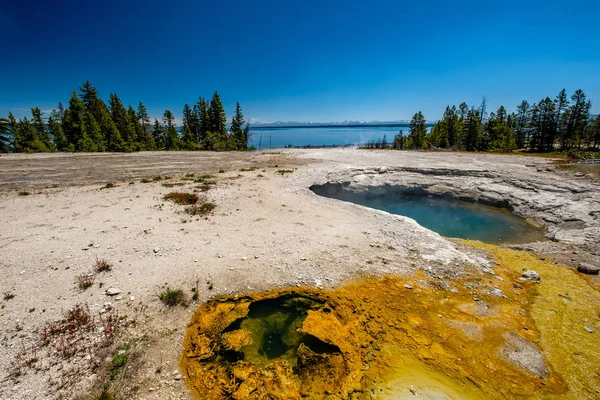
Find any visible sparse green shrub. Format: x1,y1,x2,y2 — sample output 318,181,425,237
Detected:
101,183,116,189
162,182,185,188
109,351,129,379
18,191,31,196
218,169,225,173
95,384,114,400
277,169,294,175
185,202,216,216
3,292,15,301
140,178,151,183
240,167,258,172
159,287,187,307
152,176,162,181
163,192,199,205
194,178,216,184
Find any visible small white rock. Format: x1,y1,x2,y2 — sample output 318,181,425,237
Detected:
106,288,121,296
153,247,160,253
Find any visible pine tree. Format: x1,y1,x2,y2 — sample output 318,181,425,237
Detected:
181,104,195,149
484,106,516,152
48,110,68,151
408,112,427,149
553,89,569,150
208,91,227,147
427,122,444,148
562,90,589,150
515,100,530,149
440,106,460,148
137,102,155,150
31,107,55,151
458,102,469,119
62,90,89,151
230,102,246,150
463,109,482,151
7,112,18,151
128,105,144,150
162,110,180,150
109,93,135,151
194,96,210,149
81,112,101,152
591,114,600,150
103,117,126,152
0,117,10,152
152,119,164,149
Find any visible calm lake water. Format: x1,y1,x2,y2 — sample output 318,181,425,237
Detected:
248,125,418,148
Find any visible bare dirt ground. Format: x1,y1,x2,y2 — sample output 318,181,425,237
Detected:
0,149,598,399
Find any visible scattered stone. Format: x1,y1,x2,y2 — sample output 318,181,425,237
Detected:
300,257,307,261
521,270,541,282
403,284,413,290
574,172,585,177
577,263,600,275
174,374,182,380
153,247,160,253
241,257,247,261
490,287,504,297
130,296,135,302
584,327,593,333
114,296,124,301
105,288,121,296
378,166,388,174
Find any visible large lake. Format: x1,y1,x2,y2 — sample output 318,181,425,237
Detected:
247,125,424,148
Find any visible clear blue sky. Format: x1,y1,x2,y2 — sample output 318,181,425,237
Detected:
1,0,599,123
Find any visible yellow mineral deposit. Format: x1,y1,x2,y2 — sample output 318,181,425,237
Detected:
181,242,600,399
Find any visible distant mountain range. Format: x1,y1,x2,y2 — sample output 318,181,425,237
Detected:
248,120,436,128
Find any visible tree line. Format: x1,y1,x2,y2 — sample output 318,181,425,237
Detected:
0,81,250,153
394,89,599,152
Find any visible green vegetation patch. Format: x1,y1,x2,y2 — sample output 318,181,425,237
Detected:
185,202,216,216
277,169,294,175
163,191,199,205
159,287,187,307
109,351,129,379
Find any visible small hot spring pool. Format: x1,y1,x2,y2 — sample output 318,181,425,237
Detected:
311,183,546,244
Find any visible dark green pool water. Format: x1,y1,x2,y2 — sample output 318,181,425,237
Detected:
225,296,339,368
311,185,546,244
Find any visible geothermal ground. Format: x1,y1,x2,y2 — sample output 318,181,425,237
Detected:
0,149,598,399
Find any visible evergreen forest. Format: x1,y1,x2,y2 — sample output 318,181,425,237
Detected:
0,81,250,153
